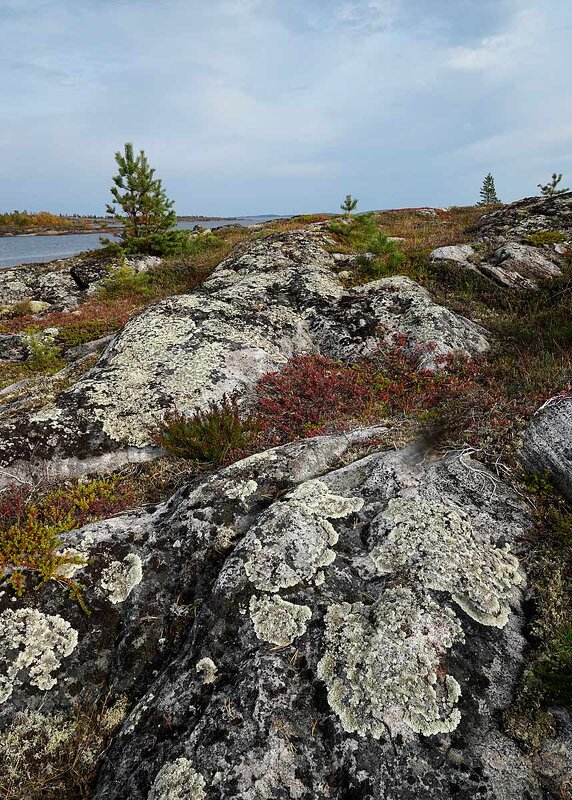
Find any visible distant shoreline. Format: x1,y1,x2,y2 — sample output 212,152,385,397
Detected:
0,215,280,238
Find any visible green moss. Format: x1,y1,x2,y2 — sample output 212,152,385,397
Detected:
505,489,572,749
525,230,565,245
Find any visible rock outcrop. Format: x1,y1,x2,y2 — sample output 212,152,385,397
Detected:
521,394,572,503
430,193,572,290
0,229,488,486
1,429,546,799
0,252,161,311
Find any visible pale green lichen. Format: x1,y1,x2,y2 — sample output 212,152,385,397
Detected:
196,657,218,684
100,553,143,604
249,594,312,646
244,480,363,592
225,478,258,502
148,757,206,800
370,497,522,628
0,698,129,796
317,587,464,737
0,608,78,703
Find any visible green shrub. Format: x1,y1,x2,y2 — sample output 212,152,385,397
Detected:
0,476,134,607
149,395,256,463
25,333,63,371
98,262,153,301
330,212,405,282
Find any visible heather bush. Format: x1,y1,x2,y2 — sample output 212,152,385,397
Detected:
149,395,255,464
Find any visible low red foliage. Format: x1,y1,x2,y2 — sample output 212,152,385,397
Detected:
1,295,144,335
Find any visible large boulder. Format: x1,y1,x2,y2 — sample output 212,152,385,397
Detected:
0,230,489,486
0,259,85,308
0,430,546,800
469,192,572,244
430,193,572,291
521,395,572,503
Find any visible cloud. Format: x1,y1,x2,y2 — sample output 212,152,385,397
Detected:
0,0,571,214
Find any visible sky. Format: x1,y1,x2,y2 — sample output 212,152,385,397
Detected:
0,0,571,215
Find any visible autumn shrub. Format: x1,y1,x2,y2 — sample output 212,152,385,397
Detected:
0,476,135,604
149,395,256,464
254,354,389,443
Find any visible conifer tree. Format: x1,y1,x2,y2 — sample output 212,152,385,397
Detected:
537,173,569,197
478,173,500,205
340,194,359,217
105,142,178,253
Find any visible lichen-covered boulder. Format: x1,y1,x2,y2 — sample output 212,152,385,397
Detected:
469,192,572,243
480,243,562,290
0,333,29,361
521,395,572,503
0,229,489,486
431,193,572,291
0,258,85,307
0,427,546,799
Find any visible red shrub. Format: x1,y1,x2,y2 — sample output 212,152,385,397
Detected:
254,354,390,443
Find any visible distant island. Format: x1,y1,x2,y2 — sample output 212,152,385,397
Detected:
0,210,280,237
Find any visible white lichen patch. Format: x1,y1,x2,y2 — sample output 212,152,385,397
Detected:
225,478,258,503
100,553,143,604
196,657,218,684
244,480,363,592
370,497,522,627
317,587,464,738
0,608,78,703
148,757,206,800
249,594,312,647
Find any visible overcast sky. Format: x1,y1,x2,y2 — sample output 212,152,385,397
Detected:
1,0,571,215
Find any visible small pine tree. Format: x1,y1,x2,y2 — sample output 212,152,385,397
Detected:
340,194,359,217
105,142,177,253
478,173,500,205
537,173,569,197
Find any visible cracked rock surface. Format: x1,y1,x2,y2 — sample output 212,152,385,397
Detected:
0,428,548,799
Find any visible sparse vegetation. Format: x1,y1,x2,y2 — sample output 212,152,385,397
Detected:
525,230,566,246
150,395,257,464
330,211,405,282
0,695,129,800
505,479,572,749
538,172,569,197
0,477,135,604
340,194,359,217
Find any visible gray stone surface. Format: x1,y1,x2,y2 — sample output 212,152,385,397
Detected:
431,193,572,291
0,430,546,800
521,395,572,503
0,229,489,485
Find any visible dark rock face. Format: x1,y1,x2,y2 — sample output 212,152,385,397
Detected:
0,333,28,361
430,193,572,291
521,395,572,503
0,431,545,800
0,230,488,487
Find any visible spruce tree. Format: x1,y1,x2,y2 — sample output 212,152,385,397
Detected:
340,194,359,217
105,142,178,254
478,173,500,205
537,173,569,197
